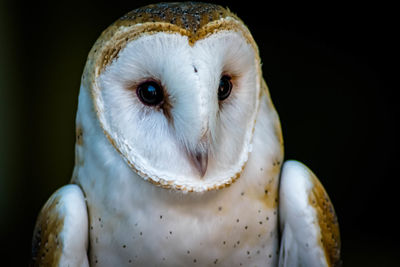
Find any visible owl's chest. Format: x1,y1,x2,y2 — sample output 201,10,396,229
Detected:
84,168,281,267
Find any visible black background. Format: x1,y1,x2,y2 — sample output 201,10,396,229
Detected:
0,0,398,265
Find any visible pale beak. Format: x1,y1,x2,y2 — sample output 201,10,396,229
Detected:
189,146,208,178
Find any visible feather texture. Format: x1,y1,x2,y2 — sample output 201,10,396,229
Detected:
278,160,341,267
31,2,340,266
30,185,89,267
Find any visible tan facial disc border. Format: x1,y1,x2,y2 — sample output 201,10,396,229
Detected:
82,9,263,192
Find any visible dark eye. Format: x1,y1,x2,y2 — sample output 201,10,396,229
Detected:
136,81,164,106
218,75,232,101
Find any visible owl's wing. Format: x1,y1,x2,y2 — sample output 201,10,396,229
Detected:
30,184,89,267
278,160,341,267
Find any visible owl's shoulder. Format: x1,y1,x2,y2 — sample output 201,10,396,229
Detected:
30,184,89,267
278,160,341,267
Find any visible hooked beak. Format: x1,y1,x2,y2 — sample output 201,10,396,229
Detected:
189,148,208,178
188,143,209,178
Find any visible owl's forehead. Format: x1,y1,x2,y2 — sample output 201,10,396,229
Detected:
85,2,257,78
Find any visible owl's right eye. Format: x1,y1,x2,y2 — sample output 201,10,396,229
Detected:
136,81,164,106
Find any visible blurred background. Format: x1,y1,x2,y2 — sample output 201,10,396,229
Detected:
1,0,398,265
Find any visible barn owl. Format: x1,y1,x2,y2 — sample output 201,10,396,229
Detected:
30,2,341,267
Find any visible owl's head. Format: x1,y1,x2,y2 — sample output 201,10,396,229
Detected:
80,2,267,192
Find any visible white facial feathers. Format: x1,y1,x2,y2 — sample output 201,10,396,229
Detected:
97,30,260,191
194,32,259,167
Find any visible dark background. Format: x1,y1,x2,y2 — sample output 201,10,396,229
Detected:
1,0,398,265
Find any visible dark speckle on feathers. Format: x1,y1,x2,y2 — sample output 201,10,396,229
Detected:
119,2,234,34
30,196,64,266
309,174,341,266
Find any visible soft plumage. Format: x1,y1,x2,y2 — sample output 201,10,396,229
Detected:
31,2,340,266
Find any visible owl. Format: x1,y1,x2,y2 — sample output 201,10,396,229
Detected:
30,2,341,267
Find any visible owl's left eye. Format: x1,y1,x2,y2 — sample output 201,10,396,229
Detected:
218,75,232,101
136,81,164,106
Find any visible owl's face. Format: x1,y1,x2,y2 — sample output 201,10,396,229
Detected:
84,3,262,192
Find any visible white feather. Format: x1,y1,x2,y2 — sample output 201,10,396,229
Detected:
279,160,329,267
32,184,89,267
74,89,283,266
95,31,260,191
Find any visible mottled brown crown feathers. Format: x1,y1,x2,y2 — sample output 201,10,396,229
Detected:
82,2,256,84
117,2,240,33
81,3,263,193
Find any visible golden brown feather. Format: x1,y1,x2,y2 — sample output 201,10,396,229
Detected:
30,196,64,267
308,174,341,267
